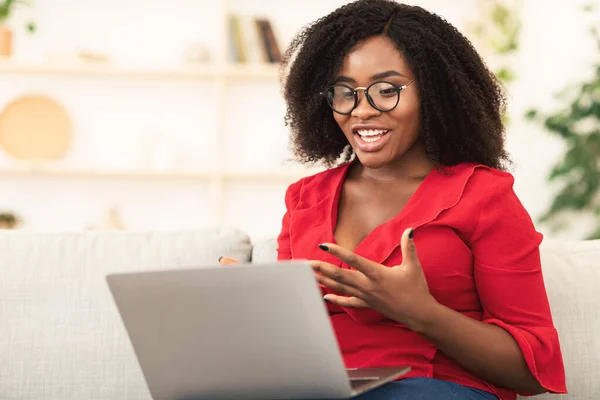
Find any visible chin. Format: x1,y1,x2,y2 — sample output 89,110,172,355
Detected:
354,152,392,169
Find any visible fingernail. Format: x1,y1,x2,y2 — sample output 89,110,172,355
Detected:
218,256,223,262
318,244,329,252
408,229,414,239
323,297,330,303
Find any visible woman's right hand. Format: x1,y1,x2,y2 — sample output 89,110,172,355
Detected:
218,256,239,265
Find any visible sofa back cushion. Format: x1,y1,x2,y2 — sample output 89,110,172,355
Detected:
530,239,600,399
0,229,251,400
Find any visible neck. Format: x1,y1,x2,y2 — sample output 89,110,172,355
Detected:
356,144,435,182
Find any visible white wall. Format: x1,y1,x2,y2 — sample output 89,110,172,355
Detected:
0,0,597,240
503,0,598,239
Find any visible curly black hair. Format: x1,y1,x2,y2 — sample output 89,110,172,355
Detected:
281,0,510,170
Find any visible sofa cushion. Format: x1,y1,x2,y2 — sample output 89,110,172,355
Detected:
0,228,251,400
530,239,600,400
251,237,278,263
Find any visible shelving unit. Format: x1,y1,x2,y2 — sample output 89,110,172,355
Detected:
0,0,321,235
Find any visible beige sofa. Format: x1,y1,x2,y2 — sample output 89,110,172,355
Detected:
0,229,598,399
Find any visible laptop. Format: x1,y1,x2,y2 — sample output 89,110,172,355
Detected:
106,261,410,400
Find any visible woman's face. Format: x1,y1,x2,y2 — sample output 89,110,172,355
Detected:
332,35,422,169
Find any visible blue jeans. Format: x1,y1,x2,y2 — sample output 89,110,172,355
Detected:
180,377,499,400
350,377,498,400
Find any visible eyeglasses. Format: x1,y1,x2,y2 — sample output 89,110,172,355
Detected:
321,80,415,115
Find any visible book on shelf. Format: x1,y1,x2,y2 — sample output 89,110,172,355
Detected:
256,18,282,63
229,14,247,63
228,14,282,64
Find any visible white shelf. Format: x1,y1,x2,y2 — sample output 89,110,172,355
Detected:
0,58,280,80
0,166,317,181
0,166,212,180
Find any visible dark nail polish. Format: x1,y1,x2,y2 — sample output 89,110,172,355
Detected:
218,256,223,262
408,229,414,239
318,244,329,252
323,297,330,303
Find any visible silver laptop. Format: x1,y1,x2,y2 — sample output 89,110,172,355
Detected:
106,261,410,400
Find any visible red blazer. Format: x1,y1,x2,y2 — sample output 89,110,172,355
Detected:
277,162,567,400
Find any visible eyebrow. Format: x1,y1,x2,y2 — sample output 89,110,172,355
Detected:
335,70,407,83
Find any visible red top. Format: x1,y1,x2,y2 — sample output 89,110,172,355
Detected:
276,162,567,400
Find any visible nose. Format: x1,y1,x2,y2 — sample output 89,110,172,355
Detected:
351,89,380,119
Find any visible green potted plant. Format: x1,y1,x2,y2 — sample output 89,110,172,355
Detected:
526,3,600,239
0,0,36,57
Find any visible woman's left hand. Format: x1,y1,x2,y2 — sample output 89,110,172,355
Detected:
311,228,439,330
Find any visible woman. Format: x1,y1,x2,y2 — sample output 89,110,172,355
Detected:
221,1,567,399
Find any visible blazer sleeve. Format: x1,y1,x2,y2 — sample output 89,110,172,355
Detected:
276,179,303,261
469,173,567,395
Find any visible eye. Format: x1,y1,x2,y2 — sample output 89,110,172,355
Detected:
378,87,397,97
330,86,354,101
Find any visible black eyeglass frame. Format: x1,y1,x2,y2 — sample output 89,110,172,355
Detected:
320,79,416,115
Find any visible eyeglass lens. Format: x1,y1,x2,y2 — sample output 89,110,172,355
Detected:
326,82,399,114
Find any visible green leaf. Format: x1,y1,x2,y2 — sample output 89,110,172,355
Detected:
503,37,519,52
525,109,538,120
491,3,510,26
544,114,576,139
0,0,30,20
582,3,597,12
585,224,600,240
496,67,517,83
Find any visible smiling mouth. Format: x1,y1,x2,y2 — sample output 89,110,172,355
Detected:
355,129,390,143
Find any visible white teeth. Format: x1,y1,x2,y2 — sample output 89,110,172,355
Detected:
357,129,388,137
362,136,381,143
356,129,389,144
